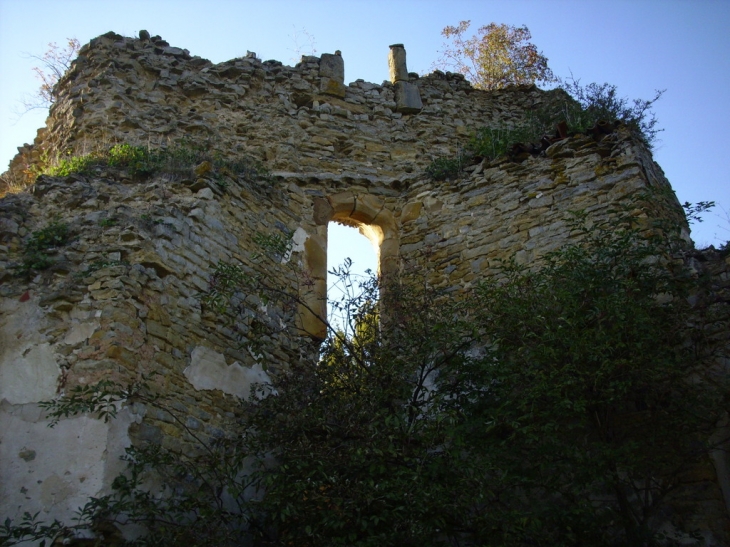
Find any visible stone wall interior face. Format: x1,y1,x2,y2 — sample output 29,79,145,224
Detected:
0,30,727,543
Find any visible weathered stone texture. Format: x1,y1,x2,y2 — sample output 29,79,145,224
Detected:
0,31,727,543
394,80,423,113
388,43,408,83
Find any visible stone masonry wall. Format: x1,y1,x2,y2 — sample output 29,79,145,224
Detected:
1,31,728,543
6,31,546,181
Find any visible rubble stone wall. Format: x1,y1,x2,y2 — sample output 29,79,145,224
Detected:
1,31,728,543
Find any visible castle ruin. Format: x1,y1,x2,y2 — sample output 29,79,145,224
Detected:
1,31,729,544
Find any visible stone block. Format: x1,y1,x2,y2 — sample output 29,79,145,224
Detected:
365,141,388,153
351,194,385,224
394,81,422,114
390,147,418,161
298,276,327,340
319,53,344,83
320,77,346,98
379,238,400,275
328,192,356,214
304,236,327,275
313,197,334,225
400,201,422,223
146,319,169,342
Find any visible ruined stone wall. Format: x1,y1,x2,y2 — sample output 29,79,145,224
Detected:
1,31,727,543
6,31,546,180
0,167,310,527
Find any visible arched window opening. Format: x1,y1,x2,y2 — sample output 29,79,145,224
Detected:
327,221,378,337
298,193,398,341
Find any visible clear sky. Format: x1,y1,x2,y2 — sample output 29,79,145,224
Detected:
1,0,729,267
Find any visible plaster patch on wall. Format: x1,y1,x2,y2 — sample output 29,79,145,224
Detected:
0,344,60,404
0,297,60,404
0,402,134,524
184,346,273,399
287,227,310,263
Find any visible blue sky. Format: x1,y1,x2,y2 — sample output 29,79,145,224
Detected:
1,0,729,274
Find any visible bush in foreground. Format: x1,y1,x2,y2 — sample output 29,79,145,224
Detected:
4,200,727,547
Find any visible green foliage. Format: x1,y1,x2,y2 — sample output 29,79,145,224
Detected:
426,78,664,180
25,220,69,252
15,219,69,276
47,144,162,178
552,77,665,148
1,511,65,547
46,152,102,176
106,143,160,176
17,252,53,276
251,230,293,262
202,230,295,316
460,78,665,169
425,155,465,181
43,142,270,184
467,124,537,161
247,273,478,547
202,229,296,358
41,380,129,426
28,375,256,547
202,261,248,314
99,217,117,227
457,211,720,545
682,200,715,225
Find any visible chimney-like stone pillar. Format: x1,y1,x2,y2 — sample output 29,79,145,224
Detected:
388,43,422,114
388,44,409,83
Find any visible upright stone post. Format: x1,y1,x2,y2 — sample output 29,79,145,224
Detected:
388,44,409,83
388,44,422,114
319,50,346,98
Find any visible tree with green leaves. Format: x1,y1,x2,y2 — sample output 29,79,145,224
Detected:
434,21,555,90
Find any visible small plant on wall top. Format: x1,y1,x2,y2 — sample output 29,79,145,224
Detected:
41,142,271,184
427,77,666,181
467,124,540,161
